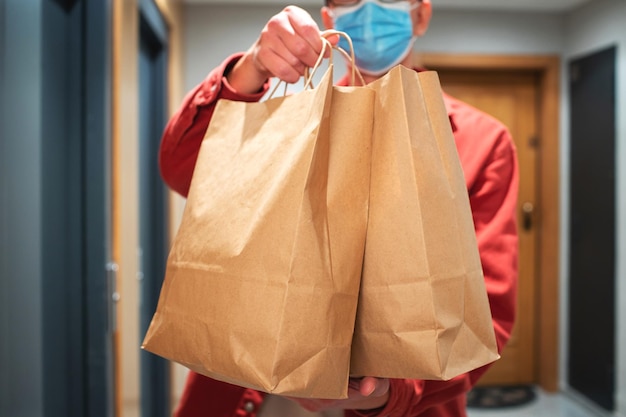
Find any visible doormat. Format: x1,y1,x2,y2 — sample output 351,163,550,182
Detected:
466,385,537,409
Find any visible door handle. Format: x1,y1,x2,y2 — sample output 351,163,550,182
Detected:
522,202,534,231
106,262,120,333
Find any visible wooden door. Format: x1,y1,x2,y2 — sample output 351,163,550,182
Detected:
435,70,540,385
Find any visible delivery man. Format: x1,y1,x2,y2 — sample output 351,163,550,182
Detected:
158,1,519,416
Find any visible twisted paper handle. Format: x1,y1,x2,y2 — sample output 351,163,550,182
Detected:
269,30,365,98
304,30,365,88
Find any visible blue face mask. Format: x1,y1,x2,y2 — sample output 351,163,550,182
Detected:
331,0,417,76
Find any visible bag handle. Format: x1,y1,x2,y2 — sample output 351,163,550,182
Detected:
304,30,365,88
327,30,365,86
268,31,365,99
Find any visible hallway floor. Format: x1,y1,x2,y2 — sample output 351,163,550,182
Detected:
467,388,607,417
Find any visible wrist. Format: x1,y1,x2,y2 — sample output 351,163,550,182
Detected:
225,52,268,95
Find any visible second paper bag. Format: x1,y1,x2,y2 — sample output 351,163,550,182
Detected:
142,66,376,399
350,66,500,380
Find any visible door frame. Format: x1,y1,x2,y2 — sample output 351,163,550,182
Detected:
415,53,561,392
138,0,170,416
83,0,115,414
43,0,114,416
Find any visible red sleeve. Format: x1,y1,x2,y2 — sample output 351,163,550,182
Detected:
159,53,270,197
349,124,519,417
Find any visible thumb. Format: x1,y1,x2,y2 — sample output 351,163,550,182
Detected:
320,29,341,46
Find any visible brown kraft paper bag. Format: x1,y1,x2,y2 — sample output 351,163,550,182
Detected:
349,66,500,380
142,65,376,399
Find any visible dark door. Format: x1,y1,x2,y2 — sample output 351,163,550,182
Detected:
138,1,170,416
568,46,616,411
43,1,115,416
1,0,113,416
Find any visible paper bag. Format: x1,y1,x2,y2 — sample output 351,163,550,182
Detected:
349,66,500,380
142,65,376,399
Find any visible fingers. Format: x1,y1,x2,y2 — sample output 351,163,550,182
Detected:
359,377,390,398
286,6,327,62
251,6,326,83
324,33,340,48
286,377,390,413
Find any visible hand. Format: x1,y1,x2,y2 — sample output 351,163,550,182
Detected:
227,6,336,94
289,377,390,412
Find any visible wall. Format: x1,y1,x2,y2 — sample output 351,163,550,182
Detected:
419,9,564,55
184,4,296,89
562,1,626,415
184,5,564,91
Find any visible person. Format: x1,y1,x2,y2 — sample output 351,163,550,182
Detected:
158,0,519,416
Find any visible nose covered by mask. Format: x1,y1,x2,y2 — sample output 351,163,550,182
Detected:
330,0,418,76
